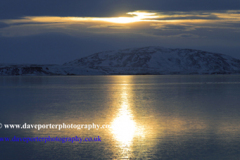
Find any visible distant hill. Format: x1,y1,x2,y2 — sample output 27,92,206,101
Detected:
1,46,240,75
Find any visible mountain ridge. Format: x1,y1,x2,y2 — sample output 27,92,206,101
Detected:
63,46,240,75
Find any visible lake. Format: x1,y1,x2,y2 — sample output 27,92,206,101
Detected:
0,75,240,159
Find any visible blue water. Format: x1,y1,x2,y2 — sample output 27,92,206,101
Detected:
0,75,240,159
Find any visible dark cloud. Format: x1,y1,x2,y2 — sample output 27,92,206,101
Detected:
1,0,240,19
153,25,195,31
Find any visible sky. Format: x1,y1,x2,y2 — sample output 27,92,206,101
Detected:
0,0,240,64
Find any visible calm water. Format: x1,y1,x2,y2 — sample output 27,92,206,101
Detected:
1,75,240,160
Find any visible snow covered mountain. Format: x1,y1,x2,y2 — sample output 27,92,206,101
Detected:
63,46,240,75
1,46,240,75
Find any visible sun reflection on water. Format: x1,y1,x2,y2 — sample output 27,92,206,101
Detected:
111,99,136,145
110,78,145,158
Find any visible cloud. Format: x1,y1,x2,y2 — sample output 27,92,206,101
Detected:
172,34,200,38
150,23,196,31
0,10,240,38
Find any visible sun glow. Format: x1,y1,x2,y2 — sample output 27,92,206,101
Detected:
92,12,159,23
